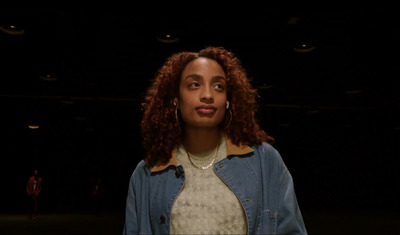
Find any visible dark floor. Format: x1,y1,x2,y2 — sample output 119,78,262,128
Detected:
301,211,400,235
0,212,125,235
1,211,399,235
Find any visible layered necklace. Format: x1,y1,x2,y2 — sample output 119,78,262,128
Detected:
186,142,220,170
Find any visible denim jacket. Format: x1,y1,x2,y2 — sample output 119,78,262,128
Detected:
123,137,307,235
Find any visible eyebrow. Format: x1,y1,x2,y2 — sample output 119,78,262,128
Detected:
184,74,226,81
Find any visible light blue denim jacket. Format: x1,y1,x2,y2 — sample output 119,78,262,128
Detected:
123,137,307,235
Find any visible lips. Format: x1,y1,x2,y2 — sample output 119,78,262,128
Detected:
196,105,216,114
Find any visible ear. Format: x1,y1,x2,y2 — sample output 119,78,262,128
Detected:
226,101,229,109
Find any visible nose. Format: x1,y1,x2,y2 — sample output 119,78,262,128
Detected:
200,86,214,103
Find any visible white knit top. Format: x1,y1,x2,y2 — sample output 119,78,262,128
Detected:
170,136,247,234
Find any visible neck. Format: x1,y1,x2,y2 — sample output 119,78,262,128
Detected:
183,126,222,154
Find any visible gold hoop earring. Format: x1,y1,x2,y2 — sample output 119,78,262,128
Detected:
175,106,180,129
225,108,232,129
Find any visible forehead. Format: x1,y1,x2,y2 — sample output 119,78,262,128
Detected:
182,57,225,76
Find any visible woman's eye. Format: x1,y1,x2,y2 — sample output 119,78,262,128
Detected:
214,83,224,90
189,82,200,88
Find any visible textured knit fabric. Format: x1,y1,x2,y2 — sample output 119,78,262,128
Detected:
170,136,247,234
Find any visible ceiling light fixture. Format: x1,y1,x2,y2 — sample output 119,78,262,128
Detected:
156,32,180,43
257,84,273,90
293,43,316,53
0,24,25,35
39,74,58,81
28,124,40,129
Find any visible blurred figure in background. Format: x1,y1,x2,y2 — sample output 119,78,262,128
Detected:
26,169,42,219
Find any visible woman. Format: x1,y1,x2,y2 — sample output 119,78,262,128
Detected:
123,46,307,234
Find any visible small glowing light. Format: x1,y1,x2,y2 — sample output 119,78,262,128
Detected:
0,24,25,35
293,44,316,53
28,125,40,129
156,33,180,43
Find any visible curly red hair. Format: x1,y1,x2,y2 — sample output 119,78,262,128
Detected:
141,46,274,166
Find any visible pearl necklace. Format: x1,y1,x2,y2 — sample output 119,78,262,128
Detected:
186,142,220,170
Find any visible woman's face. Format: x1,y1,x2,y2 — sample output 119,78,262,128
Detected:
178,57,227,129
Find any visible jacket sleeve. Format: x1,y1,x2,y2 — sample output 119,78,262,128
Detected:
123,174,138,235
277,169,308,234
258,143,308,234
123,160,152,235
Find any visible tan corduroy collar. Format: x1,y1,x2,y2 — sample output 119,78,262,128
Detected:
151,135,254,173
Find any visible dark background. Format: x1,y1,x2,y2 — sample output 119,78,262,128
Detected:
1,7,399,223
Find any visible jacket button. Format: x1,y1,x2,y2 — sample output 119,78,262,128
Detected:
160,215,166,224
175,165,183,177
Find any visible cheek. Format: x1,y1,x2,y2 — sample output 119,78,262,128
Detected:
216,99,227,111
218,107,227,119
178,100,193,111
178,101,195,120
